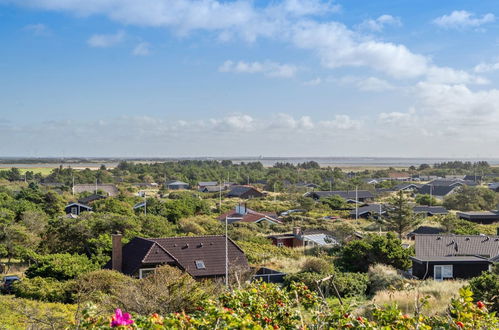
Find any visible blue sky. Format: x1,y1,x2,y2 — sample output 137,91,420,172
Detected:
1,0,499,157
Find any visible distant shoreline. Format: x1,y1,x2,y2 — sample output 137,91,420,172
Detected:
0,156,498,170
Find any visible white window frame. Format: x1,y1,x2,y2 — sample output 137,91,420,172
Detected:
195,260,206,269
434,265,453,281
277,242,284,247
71,206,78,215
139,268,156,279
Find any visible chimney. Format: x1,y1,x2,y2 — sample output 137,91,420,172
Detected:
112,232,123,272
293,227,302,237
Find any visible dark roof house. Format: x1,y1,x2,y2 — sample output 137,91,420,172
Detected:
417,185,459,199
218,204,281,225
413,206,448,216
226,185,264,199
304,190,374,203
78,194,106,205
350,204,386,218
411,234,499,280
457,211,499,224
106,234,250,279
165,180,190,190
406,226,445,239
64,202,92,216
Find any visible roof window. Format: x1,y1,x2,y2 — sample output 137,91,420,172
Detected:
195,260,206,269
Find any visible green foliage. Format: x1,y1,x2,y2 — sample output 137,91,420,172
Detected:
469,265,499,313
285,271,369,298
367,264,405,295
322,195,349,210
438,214,481,235
383,191,422,239
92,198,134,216
237,240,299,264
338,233,414,272
13,276,74,303
26,253,98,281
301,256,334,274
415,193,439,206
443,186,499,211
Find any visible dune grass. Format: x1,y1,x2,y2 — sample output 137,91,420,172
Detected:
371,279,467,315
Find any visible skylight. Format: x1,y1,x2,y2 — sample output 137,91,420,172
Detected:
195,260,206,269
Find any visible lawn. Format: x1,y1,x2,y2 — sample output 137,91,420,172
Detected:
0,167,56,176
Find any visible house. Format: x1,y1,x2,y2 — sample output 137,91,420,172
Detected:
413,206,448,216
78,194,106,205
416,185,459,200
411,234,499,280
488,182,499,192
64,202,92,216
457,211,499,224
350,204,385,218
406,226,445,240
165,180,190,190
218,204,281,225
268,227,339,248
392,183,422,192
226,185,264,199
295,182,320,189
304,190,374,203
464,175,482,182
388,172,411,181
361,178,379,185
106,234,250,279
198,181,218,188
72,184,119,196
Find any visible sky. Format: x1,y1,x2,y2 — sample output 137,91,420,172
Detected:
1,0,499,158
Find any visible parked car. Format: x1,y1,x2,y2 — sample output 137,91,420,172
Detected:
1,275,20,294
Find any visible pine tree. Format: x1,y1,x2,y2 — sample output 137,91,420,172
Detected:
383,190,422,240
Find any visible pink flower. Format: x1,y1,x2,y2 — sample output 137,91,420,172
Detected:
111,309,134,327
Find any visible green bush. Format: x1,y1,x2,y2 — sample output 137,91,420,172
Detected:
13,277,74,303
285,271,368,298
26,253,98,281
237,241,299,264
301,257,334,274
468,265,499,313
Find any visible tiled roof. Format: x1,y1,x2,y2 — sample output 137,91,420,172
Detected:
350,204,385,216
407,226,445,236
414,234,499,260
227,185,261,197
116,235,249,278
417,185,457,197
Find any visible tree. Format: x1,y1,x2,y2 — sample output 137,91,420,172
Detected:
469,264,499,312
437,214,480,235
443,186,499,211
322,195,348,210
25,253,98,281
383,191,422,239
415,194,438,206
338,233,414,272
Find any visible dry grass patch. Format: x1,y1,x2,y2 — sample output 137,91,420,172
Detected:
371,279,467,315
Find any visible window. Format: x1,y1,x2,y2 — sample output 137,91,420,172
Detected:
195,260,206,269
139,268,156,279
277,242,284,247
71,206,78,215
434,265,453,281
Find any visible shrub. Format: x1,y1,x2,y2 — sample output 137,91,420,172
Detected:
25,253,98,281
337,233,413,272
13,277,74,303
469,265,499,313
301,257,334,274
237,241,299,264
367,264,405,295
285,271,368,298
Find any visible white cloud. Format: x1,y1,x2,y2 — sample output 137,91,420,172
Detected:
132,42,151,56
219,60,298,78
319,115,361,130
303,77,322,86
433,10,495,29
87,30,125,48
23,23,50,36
356,77,395,91
474,61,499,73
357,14,401,32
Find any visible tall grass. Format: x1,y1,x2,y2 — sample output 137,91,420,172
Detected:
371,279,467,315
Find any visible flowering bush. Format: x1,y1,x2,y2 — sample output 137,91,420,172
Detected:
75,283,499,329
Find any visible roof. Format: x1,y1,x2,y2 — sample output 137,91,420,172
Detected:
407,226,445,237
351,204,385,216
65,202,92,210
392,183,422,191
414,234,499,261
417,185,458,197
166,180,189,186
227,185,262,197
116,235,249,278
218,208,281,224
73,184,119,196
200,185,225,193
78,194,106,205
427,179,477,187
305,190,374,200
302,233,339,246
457,211,499,220
198,181,218,186
413,206,448,215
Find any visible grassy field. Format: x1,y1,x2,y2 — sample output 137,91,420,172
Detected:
0,167,55,175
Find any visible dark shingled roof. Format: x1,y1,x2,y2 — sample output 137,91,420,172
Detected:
113,235,249,278
417,185,457,197
350,204,386,217
78,194,106,205
413,206,448,215
407,226,445,237
227,185,262,197
306,190,374,200
414,234,499,261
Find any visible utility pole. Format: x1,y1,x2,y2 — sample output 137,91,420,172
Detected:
219,178,222,213
355,186,358,220
144,192,147,216
225,215,229,287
